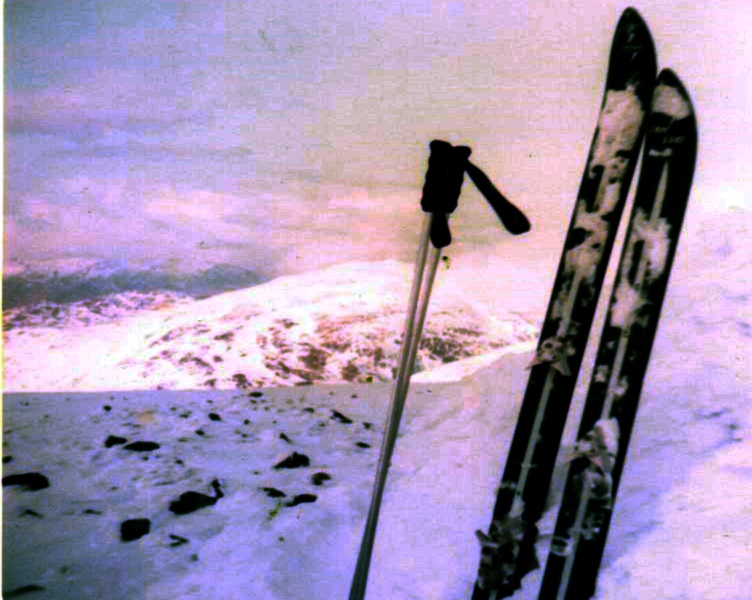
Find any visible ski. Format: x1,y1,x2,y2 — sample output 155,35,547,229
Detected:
538,68,698,600
472,8,656,599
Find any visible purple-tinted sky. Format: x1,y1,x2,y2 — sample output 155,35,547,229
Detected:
4,1,750,278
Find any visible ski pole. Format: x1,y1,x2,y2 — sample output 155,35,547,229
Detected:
348,211,439,600
349,140,530,600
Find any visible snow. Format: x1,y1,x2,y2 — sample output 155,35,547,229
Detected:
3,261,537,393
609,281,644,328
590,87,644,182
633,208,673,278
596,436,752,600
653,84,692,120
3,291,194,329
548,87,648,357
569,206,610,280
4,211,752,599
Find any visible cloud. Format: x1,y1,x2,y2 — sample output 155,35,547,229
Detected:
7,0,750,283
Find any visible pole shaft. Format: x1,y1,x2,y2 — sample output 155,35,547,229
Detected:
349,213,441,600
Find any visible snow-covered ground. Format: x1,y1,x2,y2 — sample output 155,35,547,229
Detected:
3,209,752,599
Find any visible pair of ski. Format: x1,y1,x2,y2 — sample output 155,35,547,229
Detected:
473,7,697,600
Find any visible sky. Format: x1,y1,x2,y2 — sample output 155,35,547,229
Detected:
4,0,751,279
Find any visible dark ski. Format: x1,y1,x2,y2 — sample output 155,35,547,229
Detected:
538,68,698,600
472,8,656,598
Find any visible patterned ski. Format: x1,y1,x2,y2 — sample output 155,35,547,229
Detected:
538,68,698,600
472,8,656,599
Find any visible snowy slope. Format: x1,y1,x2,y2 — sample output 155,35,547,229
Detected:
4,343,751,600
4,212,752,599
3,260,537,392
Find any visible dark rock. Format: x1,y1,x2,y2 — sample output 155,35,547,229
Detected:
83,509,103,515
5,585,46,597
286,493,317,507
3,456,12,463
22,509,43,518
273,452,310,469
302,407,315,413
311,472,332,486
262,487,286,498
2,472,50,491
249,391,264,398
105,435,128,448
169,479,224,515
232,373,250,388
208,413,222,421
362,422,373,430
124,441,160,452
279,433,292,444
356,442,371,449
103,405,112,412
169,534,189,547
121,518,151,542
331,410,353,424
195,429,206,436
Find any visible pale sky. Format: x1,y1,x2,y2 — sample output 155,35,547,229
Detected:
4,1,751,277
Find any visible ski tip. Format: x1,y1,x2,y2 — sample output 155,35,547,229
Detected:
620,7,645,25
657,68,680,85
656,69,693,103
618,7,651,35
607,7,656,103
654,69,696,121
656,69,683,92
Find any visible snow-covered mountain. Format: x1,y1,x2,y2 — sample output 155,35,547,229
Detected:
3,260,264,310
3,260,538,392
3,290,195,330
